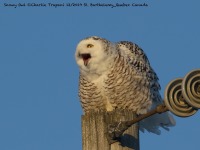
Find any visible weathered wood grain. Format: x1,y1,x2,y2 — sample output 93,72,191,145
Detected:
82,110,139,150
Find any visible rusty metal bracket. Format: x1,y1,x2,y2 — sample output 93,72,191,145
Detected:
107,104,168,144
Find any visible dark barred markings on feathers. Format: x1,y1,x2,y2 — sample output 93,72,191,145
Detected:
75,36,175,134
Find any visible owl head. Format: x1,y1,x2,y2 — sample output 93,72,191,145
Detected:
75,36,116,76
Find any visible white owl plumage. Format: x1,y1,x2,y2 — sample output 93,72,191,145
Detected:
75,36,175,134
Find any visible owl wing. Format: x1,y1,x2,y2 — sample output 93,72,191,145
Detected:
117,41,176,133
117,41,161,103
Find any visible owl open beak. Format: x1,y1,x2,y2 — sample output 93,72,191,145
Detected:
80,53,91,66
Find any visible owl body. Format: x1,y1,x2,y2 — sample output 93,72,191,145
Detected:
75,36,175,134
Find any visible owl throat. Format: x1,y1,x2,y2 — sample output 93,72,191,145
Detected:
80,53,117,82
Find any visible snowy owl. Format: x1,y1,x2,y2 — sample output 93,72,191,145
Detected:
75,36,175,134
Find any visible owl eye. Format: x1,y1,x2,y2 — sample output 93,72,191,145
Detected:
87,44,94,48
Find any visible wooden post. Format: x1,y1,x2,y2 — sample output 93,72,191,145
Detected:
82,110,139,150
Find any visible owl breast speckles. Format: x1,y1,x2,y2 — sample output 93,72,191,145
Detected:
75,36,159,114
75,36,175,134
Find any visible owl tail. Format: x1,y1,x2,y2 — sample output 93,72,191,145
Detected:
139,111,176,135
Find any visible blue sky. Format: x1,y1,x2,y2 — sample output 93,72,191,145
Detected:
0,0,200,150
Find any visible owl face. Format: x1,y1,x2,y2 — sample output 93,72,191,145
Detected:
75,36,115,76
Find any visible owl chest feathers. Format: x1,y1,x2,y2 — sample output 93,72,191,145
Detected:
79,56,152,114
